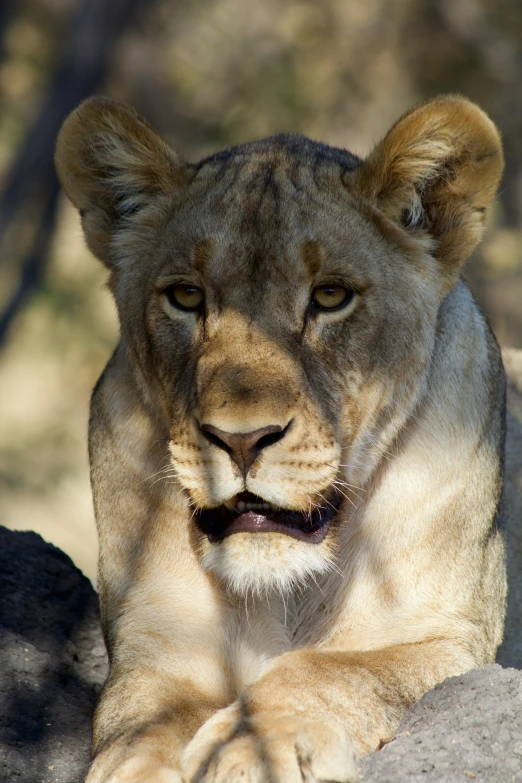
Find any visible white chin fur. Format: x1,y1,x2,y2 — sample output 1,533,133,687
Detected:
201,533,333,595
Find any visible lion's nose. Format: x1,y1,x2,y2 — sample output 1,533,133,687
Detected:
199,421,292,478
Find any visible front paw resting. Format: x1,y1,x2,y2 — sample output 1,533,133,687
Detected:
183,703,359,783
86,756,183,783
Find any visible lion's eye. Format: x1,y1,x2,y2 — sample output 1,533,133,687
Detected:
312,285,353,311
164,284,204,312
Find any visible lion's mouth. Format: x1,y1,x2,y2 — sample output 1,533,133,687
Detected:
195,490,341,544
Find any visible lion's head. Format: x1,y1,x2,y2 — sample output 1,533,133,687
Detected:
56,96,503,594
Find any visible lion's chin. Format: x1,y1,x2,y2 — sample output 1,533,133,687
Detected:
201,535,335,594
199,525,337,595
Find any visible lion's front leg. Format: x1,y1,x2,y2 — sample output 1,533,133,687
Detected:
183,642,474,783
86,668,222,783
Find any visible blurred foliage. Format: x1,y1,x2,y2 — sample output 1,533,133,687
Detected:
0,0,521,579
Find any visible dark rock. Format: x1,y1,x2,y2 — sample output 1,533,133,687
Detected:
0,526,107,783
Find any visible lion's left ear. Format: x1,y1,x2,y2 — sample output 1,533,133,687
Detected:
55,96,187,265
349,95,504,273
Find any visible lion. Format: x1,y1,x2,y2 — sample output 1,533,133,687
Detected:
54,94,521,783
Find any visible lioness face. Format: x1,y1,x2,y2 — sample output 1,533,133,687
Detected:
56,98,503,594
112,140,444,593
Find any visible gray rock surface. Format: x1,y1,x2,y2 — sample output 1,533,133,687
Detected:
0,526,108,783
361,666,522,782
0,526,521,783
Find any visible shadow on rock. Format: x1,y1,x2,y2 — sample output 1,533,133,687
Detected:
0,526,108,783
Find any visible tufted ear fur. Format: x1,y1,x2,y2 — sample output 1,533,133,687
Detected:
350,95,504,274
55,96,186,264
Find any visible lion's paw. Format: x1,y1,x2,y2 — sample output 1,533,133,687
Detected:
87,757,183,783
183,706,359,783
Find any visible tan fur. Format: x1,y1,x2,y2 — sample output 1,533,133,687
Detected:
55,95,518,783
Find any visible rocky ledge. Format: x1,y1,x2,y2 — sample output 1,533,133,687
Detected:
0,527,520,783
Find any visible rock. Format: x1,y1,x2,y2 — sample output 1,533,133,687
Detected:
0,526,108,783
500,348,522,669
0,521,520,782
361,665,522,782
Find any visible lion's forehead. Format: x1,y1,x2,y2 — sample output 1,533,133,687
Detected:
151,136,409,323
193,132,362,177
184,134,362,232
159,153,381,299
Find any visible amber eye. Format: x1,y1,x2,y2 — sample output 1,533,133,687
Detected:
312,285,353,311
164,284,204,312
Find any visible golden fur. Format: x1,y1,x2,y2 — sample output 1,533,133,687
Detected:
55,95,518,783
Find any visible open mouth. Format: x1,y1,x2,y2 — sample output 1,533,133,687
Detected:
195,489,341,544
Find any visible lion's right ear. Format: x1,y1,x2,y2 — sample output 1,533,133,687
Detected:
55,96,186,264
348,96,503,280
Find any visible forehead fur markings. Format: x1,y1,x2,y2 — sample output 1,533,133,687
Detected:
191,238,213,274
302,240,323,278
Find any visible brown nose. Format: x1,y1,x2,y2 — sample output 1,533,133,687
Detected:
200,422,291,478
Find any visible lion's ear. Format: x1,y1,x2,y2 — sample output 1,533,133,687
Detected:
350,95,504,274
55,96,186,264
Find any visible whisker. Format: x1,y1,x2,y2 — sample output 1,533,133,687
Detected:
332,479,364,504
309,570,327,598
280,589,288,627
143,459,175,483
323,466,366,493
331,483,357,508
332,476,365,492
325,556,343,579
317,492,337,513
244,591,252,628
150,472,179,487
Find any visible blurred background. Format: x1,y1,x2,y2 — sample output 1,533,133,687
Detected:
0,0,521,583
